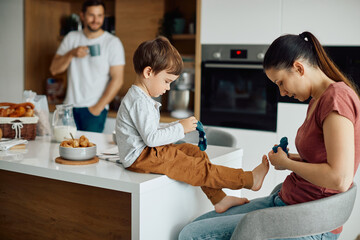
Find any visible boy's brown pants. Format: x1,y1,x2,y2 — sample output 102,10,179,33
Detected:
127,143,253,205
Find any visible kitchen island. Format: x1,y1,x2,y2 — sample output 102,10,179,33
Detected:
0,131,243,240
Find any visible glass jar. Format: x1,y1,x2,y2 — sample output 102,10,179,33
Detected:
52,104,77,142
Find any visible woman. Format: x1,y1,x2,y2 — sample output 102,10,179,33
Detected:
178,31,360,240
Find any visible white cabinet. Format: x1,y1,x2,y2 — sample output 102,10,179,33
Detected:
281,0,360,45
200,0,360,46
200,0,282,44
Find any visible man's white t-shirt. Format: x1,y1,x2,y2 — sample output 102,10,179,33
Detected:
56,30,125,108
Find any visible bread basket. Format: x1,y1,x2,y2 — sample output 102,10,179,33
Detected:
0,116,39,140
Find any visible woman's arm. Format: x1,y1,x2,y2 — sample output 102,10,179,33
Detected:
269,112,354,192
288,153,301,161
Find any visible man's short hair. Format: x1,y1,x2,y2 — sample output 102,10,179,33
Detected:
82,0,106,13
133,36,183,76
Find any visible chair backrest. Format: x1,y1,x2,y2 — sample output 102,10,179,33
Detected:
231,182,357,240
206,128,237,148
179,127,237,148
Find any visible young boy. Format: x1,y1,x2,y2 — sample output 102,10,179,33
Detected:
115,36,269,213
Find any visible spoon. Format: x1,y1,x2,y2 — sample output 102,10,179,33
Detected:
70,133,75,140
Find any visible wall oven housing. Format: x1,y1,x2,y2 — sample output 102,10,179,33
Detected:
201,45,278,132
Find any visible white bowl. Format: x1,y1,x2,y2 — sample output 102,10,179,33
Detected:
59,145,97,160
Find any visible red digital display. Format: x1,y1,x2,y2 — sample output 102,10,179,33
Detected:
231,49,247,59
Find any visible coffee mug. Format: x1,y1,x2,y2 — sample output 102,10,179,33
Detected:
173,18,185,34
88,44,100,57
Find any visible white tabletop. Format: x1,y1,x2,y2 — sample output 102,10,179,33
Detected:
0,131,243,194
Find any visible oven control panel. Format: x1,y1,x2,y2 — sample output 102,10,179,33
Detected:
202,44,269,62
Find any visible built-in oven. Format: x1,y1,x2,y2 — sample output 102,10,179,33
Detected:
201,45,278,132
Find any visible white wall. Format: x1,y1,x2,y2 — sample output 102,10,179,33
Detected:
281,0,360,45
200,0,282,44
0,0,24,102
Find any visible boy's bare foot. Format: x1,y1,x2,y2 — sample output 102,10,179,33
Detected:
214,196,249,213
251,155,270,191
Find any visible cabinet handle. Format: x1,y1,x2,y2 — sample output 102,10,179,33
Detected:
204,63,263,69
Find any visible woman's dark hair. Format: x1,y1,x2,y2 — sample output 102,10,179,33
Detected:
82,0,105,13
133,36,183,76
263,31,360,98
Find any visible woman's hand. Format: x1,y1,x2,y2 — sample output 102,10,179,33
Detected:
268,147,290,170
179,116,198,134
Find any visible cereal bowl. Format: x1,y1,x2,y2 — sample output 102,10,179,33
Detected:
59,145,97,160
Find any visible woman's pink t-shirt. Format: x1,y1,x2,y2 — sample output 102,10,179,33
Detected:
279,82,360,234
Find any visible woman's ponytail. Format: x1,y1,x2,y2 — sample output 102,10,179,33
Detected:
302,31,360,98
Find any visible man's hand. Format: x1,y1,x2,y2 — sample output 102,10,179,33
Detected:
179,116,198,133
88,105,103,116
71,46,89,58
50,46,89,76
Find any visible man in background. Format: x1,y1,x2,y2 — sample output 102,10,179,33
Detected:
50,0,125,132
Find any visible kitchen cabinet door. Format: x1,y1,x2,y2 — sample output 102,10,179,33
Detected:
200,0,282,44
281,0,360,45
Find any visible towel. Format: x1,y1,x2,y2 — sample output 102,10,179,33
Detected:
196,121,207,151
97,154,121,164
97,146,121,163
0,139,28,151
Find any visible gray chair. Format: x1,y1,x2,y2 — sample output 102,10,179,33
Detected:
230,182,357,240
178,127,237,148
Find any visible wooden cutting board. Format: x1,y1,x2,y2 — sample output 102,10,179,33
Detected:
55,156,99,165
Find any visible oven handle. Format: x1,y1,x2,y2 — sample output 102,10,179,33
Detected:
204,63,263,69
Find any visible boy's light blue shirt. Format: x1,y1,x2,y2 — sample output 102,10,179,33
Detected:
115,85,185,168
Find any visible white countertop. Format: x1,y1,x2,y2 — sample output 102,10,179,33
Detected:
0,131,243,194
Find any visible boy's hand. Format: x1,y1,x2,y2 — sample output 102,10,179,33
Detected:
179,116,198,133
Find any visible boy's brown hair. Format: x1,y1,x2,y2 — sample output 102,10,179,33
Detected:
133,36,183,76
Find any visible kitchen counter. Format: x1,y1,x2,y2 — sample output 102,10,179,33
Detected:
0,131,243,240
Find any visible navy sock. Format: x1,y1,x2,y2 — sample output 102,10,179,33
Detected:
272,137,289,154
196,121,207,151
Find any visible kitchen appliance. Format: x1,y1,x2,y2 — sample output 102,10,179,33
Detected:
168,57,195,118
201,44,278,131
325,46,360,92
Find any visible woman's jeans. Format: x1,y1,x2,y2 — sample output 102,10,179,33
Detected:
178,190,340,240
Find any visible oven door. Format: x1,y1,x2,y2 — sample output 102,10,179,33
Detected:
200,62,278,131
